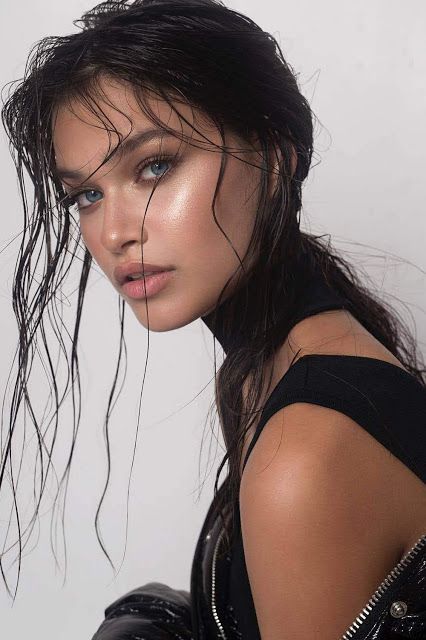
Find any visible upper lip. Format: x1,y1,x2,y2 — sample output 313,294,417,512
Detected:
114,261,173,286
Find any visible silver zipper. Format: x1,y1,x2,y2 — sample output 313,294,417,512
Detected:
210,526,228,640
340,533,426,639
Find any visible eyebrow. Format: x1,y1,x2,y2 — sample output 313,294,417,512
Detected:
54,128,177,182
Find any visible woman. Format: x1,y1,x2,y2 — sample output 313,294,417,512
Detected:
1,0,426,638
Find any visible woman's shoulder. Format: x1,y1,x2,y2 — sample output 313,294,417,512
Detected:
240,395,426,546
240,309,426,559
241,308,418,475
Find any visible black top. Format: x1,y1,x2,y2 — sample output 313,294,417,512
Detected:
195,269,426,640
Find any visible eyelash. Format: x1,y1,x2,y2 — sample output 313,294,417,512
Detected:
63,153,177,211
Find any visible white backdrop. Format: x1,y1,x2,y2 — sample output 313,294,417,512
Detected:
0,1,425,638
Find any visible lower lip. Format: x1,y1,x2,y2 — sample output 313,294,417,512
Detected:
121,270,174,299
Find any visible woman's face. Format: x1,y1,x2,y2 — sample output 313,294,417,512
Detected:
52,75,267,332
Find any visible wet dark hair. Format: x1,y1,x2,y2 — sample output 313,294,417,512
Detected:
1,0,425,598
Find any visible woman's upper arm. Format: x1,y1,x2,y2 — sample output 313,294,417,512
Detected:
239,401,405,640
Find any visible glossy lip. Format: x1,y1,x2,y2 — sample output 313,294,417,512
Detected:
121,269,174,299
114,261,174,286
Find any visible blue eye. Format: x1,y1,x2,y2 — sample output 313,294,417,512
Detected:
85,190,102,203
65,189,102,212
152,161,168,176
138,157,172,180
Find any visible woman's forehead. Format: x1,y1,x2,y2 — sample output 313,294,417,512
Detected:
51,80,245,180
51,76,215,149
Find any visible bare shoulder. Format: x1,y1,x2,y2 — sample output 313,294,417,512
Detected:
278,305,426,537
240,400,412,550
285,307,426,549
240,401,422,544
239,401,424,639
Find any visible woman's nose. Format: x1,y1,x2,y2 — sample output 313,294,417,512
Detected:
100,193,147,253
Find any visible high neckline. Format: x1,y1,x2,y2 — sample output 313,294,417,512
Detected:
200,262,348,354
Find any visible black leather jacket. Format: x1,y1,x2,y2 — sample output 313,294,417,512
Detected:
92,484,426,640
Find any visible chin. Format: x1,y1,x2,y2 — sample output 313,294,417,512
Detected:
128,302,199,333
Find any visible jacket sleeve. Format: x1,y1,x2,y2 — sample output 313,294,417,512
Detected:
91,582,193,640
